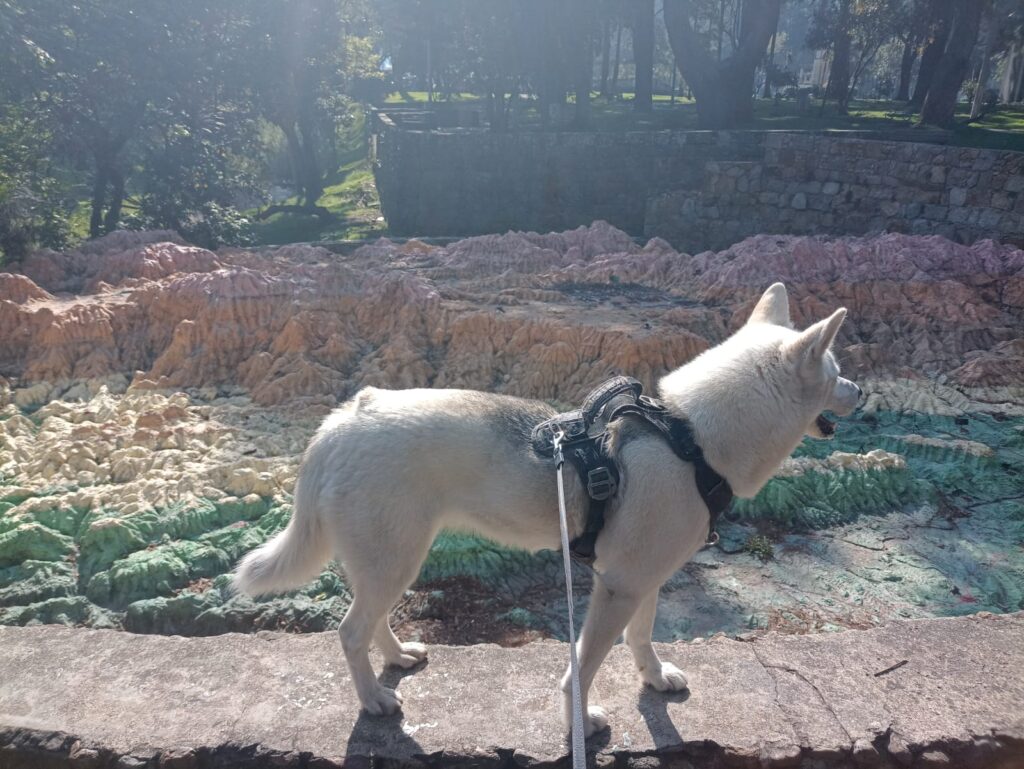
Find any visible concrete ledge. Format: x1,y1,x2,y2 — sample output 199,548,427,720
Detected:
1,614,1022,768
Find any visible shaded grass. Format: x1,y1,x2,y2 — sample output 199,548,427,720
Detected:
248,158,384,246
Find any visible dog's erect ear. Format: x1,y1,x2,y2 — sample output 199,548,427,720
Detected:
746,282,791,327
785,308,847,361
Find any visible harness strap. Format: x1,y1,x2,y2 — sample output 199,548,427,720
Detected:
606,402,730,547
533,376,733,564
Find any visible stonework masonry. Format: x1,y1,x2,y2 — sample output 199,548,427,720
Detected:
373,115,1024,252
647,132,1024,253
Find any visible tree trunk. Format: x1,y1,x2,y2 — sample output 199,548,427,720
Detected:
89,165,109,239
920,0,985,128
762,28,777,99
572,0,593,128
611,25,623,98
633,0,655,112
690,71,758,126
426,35,434,104
281,121,321,206
895,33,919,101
970,9,996,119
103,167,125,234
826,0,853,113
910,0,954,108
664,0,782,129
716,0,726,62
1005,43,1024,103
1018,56,1024,102
599,19,612,98
298,123,323,205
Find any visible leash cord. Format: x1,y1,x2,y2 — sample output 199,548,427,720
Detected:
554,431,587,769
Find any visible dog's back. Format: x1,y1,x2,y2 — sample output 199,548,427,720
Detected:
233,387,564,598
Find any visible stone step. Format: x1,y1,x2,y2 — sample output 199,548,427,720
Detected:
1,613,1022,768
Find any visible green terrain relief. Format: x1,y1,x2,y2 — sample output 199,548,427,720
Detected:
719,409,1024,623
0,408,1021,635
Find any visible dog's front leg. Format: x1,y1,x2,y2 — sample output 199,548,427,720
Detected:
624,589,688,692
560,575,640,737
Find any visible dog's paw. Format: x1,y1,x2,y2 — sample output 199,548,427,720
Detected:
566,705,610,738
643,662,688,692
383,642,428,669
362,686,403,716
402,641,429,662
583,706,609,737
385,641,428,669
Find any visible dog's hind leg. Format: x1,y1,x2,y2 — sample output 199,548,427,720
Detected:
339,593,403,716
560,575,642,737
624,589,688,692
375,619,428,668
337,520,435,716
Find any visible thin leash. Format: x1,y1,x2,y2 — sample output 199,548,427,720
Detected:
553,431,587,769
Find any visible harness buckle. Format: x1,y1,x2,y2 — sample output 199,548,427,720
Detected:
586,466,617,501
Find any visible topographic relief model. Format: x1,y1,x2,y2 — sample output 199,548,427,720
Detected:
1,222,1022,642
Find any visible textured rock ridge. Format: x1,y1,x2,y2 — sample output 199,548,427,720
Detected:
2,224,1023,406
1,225,1023,638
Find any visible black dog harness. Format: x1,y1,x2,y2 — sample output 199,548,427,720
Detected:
531,376,733,564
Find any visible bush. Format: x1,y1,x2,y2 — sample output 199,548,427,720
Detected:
125,123,262,249
0,108,74,263
124,201,253,250
0,176,71,264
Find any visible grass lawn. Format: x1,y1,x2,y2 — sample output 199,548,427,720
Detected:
383,90,480,103
68,200,92,242
382,91,1024,152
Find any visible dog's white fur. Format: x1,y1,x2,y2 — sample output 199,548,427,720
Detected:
233,283,861,736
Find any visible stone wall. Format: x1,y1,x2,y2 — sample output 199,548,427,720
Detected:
646,132,1024,252
374,112,764,237
373,114,1024,251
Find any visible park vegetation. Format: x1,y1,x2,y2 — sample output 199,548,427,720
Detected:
1,0,1022,260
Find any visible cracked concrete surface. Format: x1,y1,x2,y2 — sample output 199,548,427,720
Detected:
1,613,1023,768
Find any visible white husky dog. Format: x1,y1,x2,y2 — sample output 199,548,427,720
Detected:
233,283,862,736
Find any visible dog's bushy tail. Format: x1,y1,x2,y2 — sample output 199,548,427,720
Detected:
231,475,331,597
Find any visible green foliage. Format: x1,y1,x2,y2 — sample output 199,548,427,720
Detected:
1,0,1021,245
0,176,71,263
744,535,775,562
0,0,384,242
0,107,73,262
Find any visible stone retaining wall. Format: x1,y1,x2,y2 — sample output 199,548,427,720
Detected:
373,115,1024,251
374,113,763,238
646,132,1024,252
